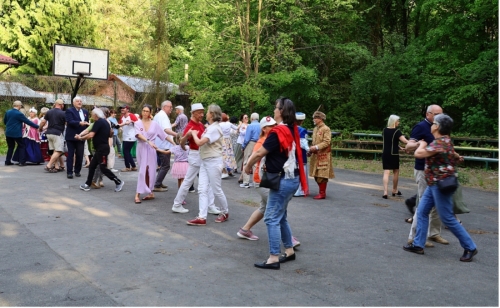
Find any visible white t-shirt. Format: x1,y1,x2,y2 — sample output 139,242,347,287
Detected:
153,110,172,150
236,124,247,144
121,114,137,141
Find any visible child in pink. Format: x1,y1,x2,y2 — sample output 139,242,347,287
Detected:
171,142,189,204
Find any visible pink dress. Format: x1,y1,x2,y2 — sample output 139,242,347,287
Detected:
134,120,167,194
170,145,189,179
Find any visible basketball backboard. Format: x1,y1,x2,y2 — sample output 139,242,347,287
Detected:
53,44,109,80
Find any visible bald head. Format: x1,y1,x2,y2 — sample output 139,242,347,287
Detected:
426,104,443,123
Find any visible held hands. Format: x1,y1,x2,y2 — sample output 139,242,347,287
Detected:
148,140,157,150
243,163,252,175
80,121,90,126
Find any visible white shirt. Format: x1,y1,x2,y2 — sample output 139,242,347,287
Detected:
121,114,137,141
153,110,172,150
219,122,238,138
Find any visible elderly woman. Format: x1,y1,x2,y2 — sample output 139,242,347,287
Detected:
134,105,169,204
403,114,477,262
219,113,238,177
13,107,44,164
382,115,408,198
187,104,230,225
244,98,308,270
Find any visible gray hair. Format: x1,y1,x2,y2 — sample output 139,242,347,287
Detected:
426,104,441,113
250,112,259,121
92,108,105,119
73,96,82,103
207,104,222,122
161,100,172,108
12,100,22,107
387,115,400,128
434,114,453,136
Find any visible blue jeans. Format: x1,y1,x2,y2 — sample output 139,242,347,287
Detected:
414,185,476,251
264,176,300,255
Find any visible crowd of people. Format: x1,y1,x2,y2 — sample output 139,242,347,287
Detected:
3,99,478,267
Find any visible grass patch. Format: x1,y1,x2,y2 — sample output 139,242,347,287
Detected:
333,157,498,192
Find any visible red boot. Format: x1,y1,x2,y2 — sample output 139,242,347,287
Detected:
313,182,327,199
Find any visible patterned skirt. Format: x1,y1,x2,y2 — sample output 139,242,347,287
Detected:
222,137,237,170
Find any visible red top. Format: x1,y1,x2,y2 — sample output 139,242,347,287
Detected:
118,112,138,124
183,120,205,150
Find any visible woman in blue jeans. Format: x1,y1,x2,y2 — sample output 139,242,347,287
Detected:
403,114,477,262
244,98,309,270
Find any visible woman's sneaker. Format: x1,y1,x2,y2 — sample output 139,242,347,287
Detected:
292,236,301,248
237,228,259,240
187,217,206,226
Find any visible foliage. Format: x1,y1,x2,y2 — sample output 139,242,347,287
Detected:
0,0,496,136
0,0,97,74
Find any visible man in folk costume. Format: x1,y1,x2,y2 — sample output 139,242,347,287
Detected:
308,111,334,199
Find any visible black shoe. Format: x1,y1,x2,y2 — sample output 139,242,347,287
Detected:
75,173,81,177
382,195,388,199
67,174,74,179
18,163,27,166
392,191,402,197
403,243,424,255
279,253,296,263
254,261,280,270
460,249,478,262
5,162,13,166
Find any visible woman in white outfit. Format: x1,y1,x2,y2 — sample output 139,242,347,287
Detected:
187,104,230,226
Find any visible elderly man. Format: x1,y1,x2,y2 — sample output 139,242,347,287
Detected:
153,100,177,192
76,108,124,192
39,99,66,172
4,101,39,166
172,105,188,135
65,96,89,178
308,111,334,199
240,112,260,188
171,103,220,216
405,104,449,247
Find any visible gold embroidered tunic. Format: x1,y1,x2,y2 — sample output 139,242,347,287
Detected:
309,122,335,179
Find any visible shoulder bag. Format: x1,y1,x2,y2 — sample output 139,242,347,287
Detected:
437,153,458,194
259,164,282,191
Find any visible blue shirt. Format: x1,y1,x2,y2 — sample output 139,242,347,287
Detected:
242,120,260,148
410,118,435,170
108,117,119,136
3,108,39,138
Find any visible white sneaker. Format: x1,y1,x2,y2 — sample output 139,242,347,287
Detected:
239,183,250,188
111,169,119,173
208,206,221,215
172,205,189,213
221,173,229,179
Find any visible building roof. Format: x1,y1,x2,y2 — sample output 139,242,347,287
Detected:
0,54,19,66
37,92,126,108
112,74,181,94
0,81,45,102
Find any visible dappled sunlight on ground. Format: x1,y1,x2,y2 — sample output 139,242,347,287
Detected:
335,180,381,191
0,222,18,237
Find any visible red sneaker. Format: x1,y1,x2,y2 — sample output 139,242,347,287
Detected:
215,213,229,223
187,217,206,226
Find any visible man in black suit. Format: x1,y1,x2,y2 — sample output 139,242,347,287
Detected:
65,96,89,178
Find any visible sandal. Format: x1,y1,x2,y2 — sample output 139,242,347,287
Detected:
44,166,58,173
405,218,413,224
143,195,155,201
55,167,65,172
135,197,142,204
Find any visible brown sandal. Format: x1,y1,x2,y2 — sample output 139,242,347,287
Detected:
44,166,58,173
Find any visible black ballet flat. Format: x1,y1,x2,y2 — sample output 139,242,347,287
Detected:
278,253,296,263
254,261,280,270
392,191,402,197
382,195,388,199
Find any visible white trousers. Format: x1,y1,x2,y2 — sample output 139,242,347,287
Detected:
198,156,229,218
107,144,115,169
173,151,214,207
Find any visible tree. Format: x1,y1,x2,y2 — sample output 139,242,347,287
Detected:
0,0,97,74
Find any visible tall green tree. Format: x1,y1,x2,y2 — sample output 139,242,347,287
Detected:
0,0,97,74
